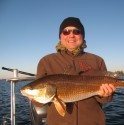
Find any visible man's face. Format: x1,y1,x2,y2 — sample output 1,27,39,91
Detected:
60,26,83,52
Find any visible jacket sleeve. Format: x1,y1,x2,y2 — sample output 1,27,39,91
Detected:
36,57,47,79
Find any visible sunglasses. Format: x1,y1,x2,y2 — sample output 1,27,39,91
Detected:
62,29,81,35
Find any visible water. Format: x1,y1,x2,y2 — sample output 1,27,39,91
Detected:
0,80,31,125
0,77,124,125
103,76,124,125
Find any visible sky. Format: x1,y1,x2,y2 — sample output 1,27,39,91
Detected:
0,0,124,79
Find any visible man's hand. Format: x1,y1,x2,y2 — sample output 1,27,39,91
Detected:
98,84,116,97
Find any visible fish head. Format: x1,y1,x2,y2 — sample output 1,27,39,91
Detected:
20,83,56,104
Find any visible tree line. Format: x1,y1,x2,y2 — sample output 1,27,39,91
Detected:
114,71,124,76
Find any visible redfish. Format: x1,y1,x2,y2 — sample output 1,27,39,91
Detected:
20,74,124,116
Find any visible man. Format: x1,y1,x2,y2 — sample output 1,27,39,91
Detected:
35,17,115,125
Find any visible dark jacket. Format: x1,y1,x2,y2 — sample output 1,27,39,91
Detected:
36,51,112,125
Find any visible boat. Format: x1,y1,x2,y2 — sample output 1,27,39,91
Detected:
30,102,47,125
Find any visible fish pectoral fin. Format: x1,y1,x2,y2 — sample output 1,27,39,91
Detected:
53,97,66,117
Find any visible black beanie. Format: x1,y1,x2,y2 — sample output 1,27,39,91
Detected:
59,17,85,38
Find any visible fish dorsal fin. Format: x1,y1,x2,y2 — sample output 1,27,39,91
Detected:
53,96,66,117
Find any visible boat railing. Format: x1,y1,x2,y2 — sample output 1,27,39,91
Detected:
1,67,36,125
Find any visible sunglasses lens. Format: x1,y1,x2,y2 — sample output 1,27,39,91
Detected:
62,30,70,35
62,29,81,35
73,29,81,35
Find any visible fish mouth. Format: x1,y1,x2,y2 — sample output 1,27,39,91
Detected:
21,88,40,95
21,89,56,104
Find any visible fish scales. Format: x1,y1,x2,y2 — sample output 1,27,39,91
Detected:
56,83,100,102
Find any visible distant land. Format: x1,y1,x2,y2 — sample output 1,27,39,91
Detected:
115,71,124,76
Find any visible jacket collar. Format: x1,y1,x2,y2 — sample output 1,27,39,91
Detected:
56,41,86,56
